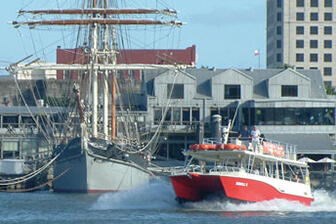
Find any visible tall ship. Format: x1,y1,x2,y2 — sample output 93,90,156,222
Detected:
9,0,185,192
170,121,314,206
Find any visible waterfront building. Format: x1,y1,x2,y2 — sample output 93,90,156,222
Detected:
142,68,336,161
0,67,335,162
55,45,197,80
267,0,336,88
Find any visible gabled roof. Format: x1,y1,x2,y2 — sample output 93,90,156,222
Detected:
269,68,311,82
211,68,254,81
143,68,328,99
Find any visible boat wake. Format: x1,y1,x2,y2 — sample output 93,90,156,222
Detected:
92,182,336,213
181,189,336,213
91,180,177,210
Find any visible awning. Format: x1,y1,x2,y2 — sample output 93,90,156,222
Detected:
263,134,336,155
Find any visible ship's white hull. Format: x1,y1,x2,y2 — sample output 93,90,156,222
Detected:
53,149,153,193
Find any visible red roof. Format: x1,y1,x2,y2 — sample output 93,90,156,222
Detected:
57,45,196,65
56,45,196,79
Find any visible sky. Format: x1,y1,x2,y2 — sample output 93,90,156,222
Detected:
0,0,266,74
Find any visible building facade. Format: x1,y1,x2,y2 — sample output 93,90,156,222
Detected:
142,68,336,160
1,67,335,161
267,0,336,87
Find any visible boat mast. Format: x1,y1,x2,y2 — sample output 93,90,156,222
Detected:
91,0,99,138
103,0,109,140
11,0,184,141
111,27,117,140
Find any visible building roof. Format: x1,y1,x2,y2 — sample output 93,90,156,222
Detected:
144,68,328,100
57,45,197,66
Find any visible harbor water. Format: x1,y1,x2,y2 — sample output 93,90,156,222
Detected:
1,181,336,223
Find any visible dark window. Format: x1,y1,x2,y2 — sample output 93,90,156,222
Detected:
277,40,282,48
192,107,200,122
310,53,318,62
324,53,332,62
324,81,332,87
281,85,298,97
296,26,304,34
324,67,332,76
296,40,304,48
182,108,190,123
310,67,318,69
297,12,305,21
311,0,319,7
297,0,305,6
325,0,332,7
154,107,163,125
296,67,304,69
296,53,304,62
276,53,282,62
325,12,332,21
310,12,318,21
167,84,184,99
324,26,332,34
277,0,283,7
310,40,318,48
310,26,318,34
224,85,241,99
277,26,282,35
277,12,282,21
324,40,332,48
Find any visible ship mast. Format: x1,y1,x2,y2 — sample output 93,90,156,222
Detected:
11,0,184,141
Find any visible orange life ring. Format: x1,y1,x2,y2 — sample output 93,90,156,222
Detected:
223,143,247,151
190,143,225,150
189,144,199,150
215,144,225,150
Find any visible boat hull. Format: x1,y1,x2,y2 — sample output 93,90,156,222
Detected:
53,139,153,193
170,173,314,206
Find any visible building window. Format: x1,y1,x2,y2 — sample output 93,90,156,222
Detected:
324,54,332,62
324,67,332,76
310,26,318,34
167,84,184,99
224,85,241,99
310,53,318,62
297,12,305,21
325,12,332,21
325,0,332,7
310,12,318,21
324,81,332,87
296,53,304,62
311,0,319,7
296,67,304,69
277,26,282,35
324,40,332,48
281,85,298,97
296,26,304,34
297,0,305,6
277,0,283,7
277,40,282,48
277,12,282,21
324,26,332,35
276,53,282,62
310,67,318,69
310,40,318,48
296,40,304,48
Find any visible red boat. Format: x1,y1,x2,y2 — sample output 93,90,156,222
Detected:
170,125,314,206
